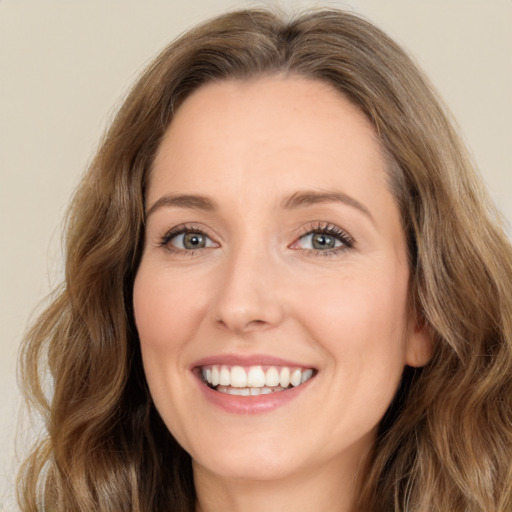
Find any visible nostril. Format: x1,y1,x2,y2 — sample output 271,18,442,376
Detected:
216,318,269,333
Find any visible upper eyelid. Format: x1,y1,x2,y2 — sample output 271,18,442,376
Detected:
296,222,354,241
291,223,355,252
158,226,219,255
162,223,214,238
158,224,217,247
157,221,354,248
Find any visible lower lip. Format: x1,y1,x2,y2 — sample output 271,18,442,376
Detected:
195,374,314,414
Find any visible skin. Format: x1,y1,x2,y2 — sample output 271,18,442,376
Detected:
133,76,432,512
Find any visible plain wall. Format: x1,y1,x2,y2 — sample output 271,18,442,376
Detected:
1,0,511,508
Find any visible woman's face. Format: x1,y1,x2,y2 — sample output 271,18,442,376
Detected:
133,76,431,483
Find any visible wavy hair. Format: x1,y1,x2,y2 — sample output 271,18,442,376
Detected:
17,8,512,512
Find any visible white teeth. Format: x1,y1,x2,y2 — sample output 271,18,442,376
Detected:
201,364,315,392
227,387,250,396
211,366,220,386
247,366,266,387
279,367,290,388
290,369,302,387
218,386,285,396
302,369,313,383
265,367,280,387
230,366,247,388
249,386,284,395
219,366,230,386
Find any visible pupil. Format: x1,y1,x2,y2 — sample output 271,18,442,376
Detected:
184,232,205,249
312,233,335,250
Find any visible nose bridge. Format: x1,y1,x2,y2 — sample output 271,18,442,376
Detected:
211,235,283,333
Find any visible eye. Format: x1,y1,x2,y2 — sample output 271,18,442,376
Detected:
172,232,213,250
299,232,342,250
160,226,218,252
292,223,354,254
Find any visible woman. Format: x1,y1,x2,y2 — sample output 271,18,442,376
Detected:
17,8,512,512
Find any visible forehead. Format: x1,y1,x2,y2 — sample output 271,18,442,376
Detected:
149,76,390,210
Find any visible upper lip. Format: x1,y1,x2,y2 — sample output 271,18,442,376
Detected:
191,353,316,370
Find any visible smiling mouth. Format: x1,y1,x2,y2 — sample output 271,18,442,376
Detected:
199,365,316,396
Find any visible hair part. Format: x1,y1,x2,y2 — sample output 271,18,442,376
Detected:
18,8,512,512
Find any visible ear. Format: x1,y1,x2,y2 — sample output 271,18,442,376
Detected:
405,317,434,368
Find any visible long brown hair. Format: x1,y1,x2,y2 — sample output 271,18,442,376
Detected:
18,8,512,511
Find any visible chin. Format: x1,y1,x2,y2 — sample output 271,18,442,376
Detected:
190,438,304,482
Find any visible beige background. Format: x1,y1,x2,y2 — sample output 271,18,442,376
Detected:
1,0,511,508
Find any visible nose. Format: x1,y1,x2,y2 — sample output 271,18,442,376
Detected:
211,243,285,335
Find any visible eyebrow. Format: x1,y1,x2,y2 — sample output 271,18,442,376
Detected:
146,189,374,222
146,194,216,218
283,190,374,222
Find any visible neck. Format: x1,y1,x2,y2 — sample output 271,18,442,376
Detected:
194,449,371,512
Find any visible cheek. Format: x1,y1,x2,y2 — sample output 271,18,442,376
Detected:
300,265,407,335
133,264,207,353
132,264,208,440
292,264,410,384
132,263,210,422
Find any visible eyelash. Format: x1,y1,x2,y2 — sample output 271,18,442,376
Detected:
158,222,355,257
294,222,354,256
158,224,215,256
